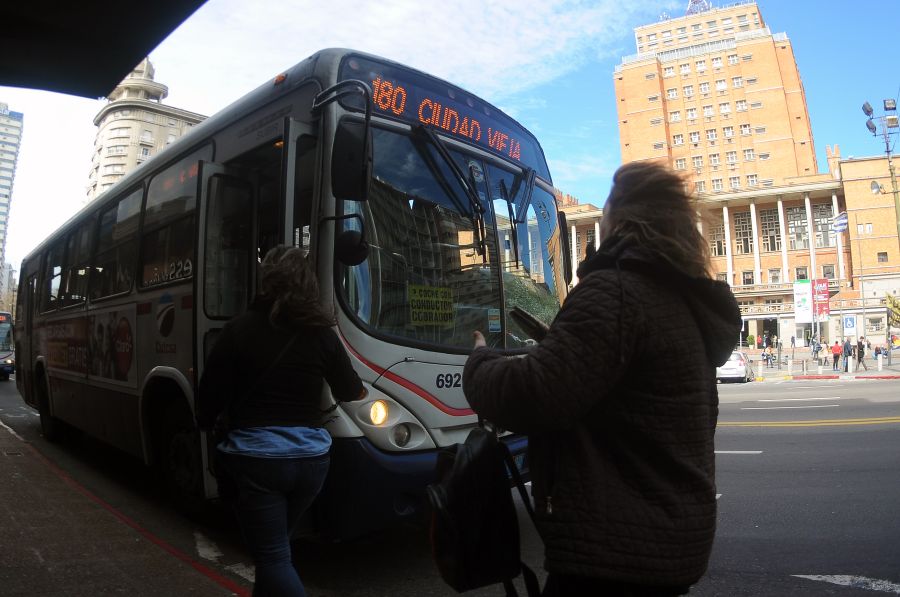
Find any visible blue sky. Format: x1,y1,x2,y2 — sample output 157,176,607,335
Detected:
2,0,898,270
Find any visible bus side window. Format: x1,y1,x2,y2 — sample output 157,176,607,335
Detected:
39,243,64,313
61,219,94,307
92,189,141,299
140,146,212,288
294,135,317,254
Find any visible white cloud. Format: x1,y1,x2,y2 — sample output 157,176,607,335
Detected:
548,153,617,203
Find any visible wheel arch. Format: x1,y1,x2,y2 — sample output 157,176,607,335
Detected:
138,366,195,465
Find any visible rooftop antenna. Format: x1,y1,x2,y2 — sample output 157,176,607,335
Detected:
659,10,670,21
686,0,712,15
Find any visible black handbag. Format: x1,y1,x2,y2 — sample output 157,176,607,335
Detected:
427,424,540,596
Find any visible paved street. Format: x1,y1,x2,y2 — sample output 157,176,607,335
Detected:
2,376,899,596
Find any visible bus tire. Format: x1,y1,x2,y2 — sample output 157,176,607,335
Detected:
155,401,204,505
36,374,62,442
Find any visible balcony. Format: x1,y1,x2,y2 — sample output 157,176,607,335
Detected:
731,279,841,296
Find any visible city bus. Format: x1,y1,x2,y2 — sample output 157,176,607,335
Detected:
0,311,13,380
14,48,570,538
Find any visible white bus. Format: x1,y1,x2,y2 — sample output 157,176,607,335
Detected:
15,49,570,538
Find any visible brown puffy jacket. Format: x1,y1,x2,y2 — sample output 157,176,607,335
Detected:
463,250,741,587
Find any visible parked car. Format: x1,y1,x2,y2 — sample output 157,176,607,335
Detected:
716,351,755,383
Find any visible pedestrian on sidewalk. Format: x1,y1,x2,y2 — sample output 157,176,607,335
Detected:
831,341,841,371
857,336,869,371
463,162,741,596
843,337,853,372
197,246,367,597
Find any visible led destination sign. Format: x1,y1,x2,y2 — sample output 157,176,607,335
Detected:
339,56,550,178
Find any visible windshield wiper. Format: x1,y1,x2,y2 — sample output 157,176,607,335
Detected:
513,167,536,224
412,124,486,256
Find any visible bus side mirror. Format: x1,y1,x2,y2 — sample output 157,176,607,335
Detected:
335,229,369,266
558,211,573,286
332,119,372,202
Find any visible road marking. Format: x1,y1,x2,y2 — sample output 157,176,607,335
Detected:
715,450,763,454
757,397,841,402
741,405,840,410
194,532,224,561
226,563,256,582
720,416,900,427
793,575,900,593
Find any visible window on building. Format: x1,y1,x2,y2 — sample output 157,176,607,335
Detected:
675,158,687,170
768,268,782,284
709,153,720,166
878,252,888,263
707,129,717,141
736,100,748,111
680,63,691,74
751,101,763,109
648,94,659,102
741,124,751,136
690,131,701,143
650,117,663,126
755,126,767,134
724,126,734,138
667,88,678,99
759,152,770,160
726,151,737,163
709,217,726,256
712,56,723,68
866,222,873,234
760,208,780,251
664,66,675,77
742,271,754,285
645,72,657,80
712,178,723,191
692,155,703,169
733,211,753,254
716,79,727,91
730,176,740,189
686,107,697,120
695,180,706,192
822,264,835,279
747,174,758,186
696,59,706,71
728,54,740,65
719,102,731,114
673,134,684,145
670,111,681,122
699,81,710,94
683,85,694,97
732,76,743,88
703,105,714,117
717,273,729,283
747,77,758,85
653,142,665,150
795,266,808,281
857,223,864,235
744,148,755,160
813,203,835,248
787,206,809,250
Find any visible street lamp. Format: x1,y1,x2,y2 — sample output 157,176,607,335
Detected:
862,98,900,248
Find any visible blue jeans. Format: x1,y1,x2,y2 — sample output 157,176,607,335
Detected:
220,452,330,597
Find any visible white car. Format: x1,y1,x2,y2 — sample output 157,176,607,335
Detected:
716,351,755,383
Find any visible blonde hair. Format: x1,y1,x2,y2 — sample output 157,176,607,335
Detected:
600,162,711,279
257,246,335,327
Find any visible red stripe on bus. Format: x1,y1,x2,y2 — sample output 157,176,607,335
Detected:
340,336,474,417
25,443,250,596
136,302,152,315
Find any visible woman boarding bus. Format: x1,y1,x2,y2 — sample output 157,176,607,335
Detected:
15,49,569,538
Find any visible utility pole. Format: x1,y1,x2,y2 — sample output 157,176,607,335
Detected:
862,99,900,250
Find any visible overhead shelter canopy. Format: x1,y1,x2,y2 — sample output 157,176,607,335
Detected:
1,1,207,98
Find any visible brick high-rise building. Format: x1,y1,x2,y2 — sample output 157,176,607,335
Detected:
614,1,816,191
612,1,900,350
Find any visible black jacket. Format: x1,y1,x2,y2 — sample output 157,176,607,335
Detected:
463,247,740,586
197,305,364,431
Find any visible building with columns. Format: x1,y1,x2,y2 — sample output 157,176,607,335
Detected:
610,1,900,349
87,58,206,200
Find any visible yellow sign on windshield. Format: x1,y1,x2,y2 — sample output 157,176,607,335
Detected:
409,284,454,327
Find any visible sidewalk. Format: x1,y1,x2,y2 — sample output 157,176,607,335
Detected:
751,350,900,382
0,420,247,596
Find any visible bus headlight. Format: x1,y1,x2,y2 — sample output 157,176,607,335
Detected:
392,424,411,447
369,400,389,426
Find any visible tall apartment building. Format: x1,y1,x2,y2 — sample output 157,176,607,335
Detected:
615,1,816,190
613,1,900,348
0,102,23,288
87,58,206,200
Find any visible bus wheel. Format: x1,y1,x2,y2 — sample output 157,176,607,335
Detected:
36,375,62,442
156,402,203,504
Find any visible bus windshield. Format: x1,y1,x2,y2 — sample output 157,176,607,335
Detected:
337,125,563,350
0,314,12,351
